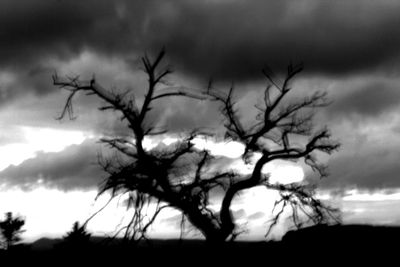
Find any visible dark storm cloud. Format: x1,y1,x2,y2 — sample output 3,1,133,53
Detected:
148,95,223,133
2,0,400,194
1,0,400,85
146,1,400,79
320,147,400,190
0,0,121,69
328,80,400,119
0,0,128,98
0,139,104,190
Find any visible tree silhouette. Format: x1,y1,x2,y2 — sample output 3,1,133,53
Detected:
0,212,25,250
53,49,340,243
64,221,91,242
62,221,92,250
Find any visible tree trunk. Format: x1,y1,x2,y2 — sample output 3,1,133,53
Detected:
204,232,227,244
183,204,230,244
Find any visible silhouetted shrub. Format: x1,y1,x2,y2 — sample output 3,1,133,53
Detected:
61,221,92,251
0,212,25,250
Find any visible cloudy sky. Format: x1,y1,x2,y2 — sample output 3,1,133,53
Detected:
1,0,400,242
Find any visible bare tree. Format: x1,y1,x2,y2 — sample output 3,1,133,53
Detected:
0,212,25,250
53,49,340,243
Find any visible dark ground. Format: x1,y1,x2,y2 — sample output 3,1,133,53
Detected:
1,225,398,265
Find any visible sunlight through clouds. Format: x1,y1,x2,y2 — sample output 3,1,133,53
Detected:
0,126,93,171
192,137,245,158
342,189,400,202
148,135,305,185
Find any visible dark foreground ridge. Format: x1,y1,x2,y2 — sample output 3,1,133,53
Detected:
1,225,399,264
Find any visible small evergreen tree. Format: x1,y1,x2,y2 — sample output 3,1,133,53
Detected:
63,221,92,249
0,212,25,250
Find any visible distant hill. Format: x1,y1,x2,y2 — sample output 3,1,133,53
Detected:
29,224,400,251
282,224,400,254
283,224,400,241
8,224,400,265
31,237,62,251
